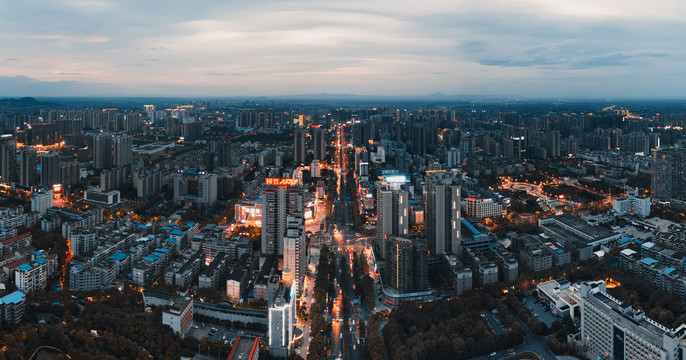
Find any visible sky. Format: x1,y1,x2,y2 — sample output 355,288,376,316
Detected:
1,0,685,98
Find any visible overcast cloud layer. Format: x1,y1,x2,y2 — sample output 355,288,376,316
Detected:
1,0,685,98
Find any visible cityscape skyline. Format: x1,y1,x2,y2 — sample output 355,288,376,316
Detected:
2,0,686,98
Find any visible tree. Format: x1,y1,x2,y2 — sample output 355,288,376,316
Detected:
307,333,326,360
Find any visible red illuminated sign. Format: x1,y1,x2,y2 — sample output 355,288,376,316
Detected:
265,178,299,186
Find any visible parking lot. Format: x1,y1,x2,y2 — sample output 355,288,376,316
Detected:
524,294,557,327
481,310,507,335
187,322,242,343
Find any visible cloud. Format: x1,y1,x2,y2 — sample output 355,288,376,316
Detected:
23,34,111,43
0,0,685,97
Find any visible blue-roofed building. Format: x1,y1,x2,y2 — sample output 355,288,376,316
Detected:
461,219,481,236
143,255,159,262
639,257,659,266
15,252,58,293
663,267,677,275
1,291,26,304
0,290,26,325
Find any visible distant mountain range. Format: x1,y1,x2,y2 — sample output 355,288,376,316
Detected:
0,97,42,107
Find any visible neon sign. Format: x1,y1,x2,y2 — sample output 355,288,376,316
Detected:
265,178,299,186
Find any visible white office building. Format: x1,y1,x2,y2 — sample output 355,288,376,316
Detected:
268,282,296,358
283,214,305,297
613,194,651,218
463,197,504,219
580,280,686,360
162,294,193,338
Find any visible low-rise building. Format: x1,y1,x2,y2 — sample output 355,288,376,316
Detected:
162,294,193,337
537,278,581,318
198,252,227,289
489,245,518,283
228,335,260,360
84,188,121,206
478,262,498,287
519,237,553,272
226,268,248,301
463,197,504,219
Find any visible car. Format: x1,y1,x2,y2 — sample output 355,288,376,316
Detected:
490,352,496,356
480,313,486,317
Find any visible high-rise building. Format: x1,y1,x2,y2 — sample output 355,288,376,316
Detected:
92,133,113,170
208,140,232,169
0,136,17,184
293,128,306,164
124,113,141,132
268,281,295,358
100,166,128,191
261,178,303,255
59,160,81,186
173,171,218,206
31,189,53,215
376,175,409,256
217,141,232,168
19,147,37,187
166,117,178,137
312,126,325,161
652,147,686,202
424,170,461,256
283,214,305,297
546,130,561,158
112,134,132,167
580,280,686,360
40,151,60,187
385,237,429,293
133,167,163,199
410,123,427,155
447,147,461,168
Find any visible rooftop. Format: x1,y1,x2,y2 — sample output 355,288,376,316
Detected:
0,291,26,305
228,335,260,360
110,252,127,261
